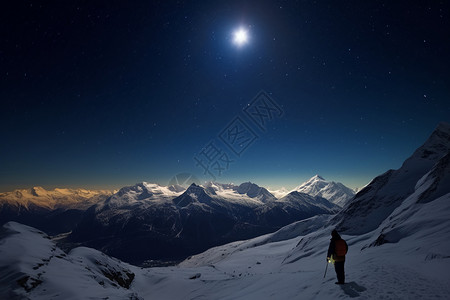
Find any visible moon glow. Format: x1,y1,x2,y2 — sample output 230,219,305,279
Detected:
233,28,249,46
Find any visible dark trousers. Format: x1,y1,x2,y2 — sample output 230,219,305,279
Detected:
334,261,345,283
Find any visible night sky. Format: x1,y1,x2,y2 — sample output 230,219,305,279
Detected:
1,1,449,192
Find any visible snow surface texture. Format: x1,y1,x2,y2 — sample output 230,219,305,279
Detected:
294,175,356,207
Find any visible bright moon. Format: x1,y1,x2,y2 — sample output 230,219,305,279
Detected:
233,28,248,46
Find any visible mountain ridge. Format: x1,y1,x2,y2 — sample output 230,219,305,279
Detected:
333,121,450,234
0,186,113,210
68,181,338,265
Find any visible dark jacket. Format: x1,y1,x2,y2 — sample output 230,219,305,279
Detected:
327,232,348,263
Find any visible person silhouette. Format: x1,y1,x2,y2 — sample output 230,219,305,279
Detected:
327,229,348,284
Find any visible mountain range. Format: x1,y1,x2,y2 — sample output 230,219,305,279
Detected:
0,187,113,210
0,188,113,235
0,177,353,265
68,181,339,265
1,122,449,299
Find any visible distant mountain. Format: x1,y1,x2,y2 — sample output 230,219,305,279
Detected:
235,182,277,203
0,187,113,235
69,182,337,265
294,175,355,207
280,191,340,212
267,187,290,199
204,181,277,203
0,187,113,210
333,122,450,234
97,182,183,210
255,191,340,227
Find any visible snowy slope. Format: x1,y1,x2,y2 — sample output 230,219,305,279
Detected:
279,191,340,212
294,175,355,207
333,122,450,234
0,222,140,300
369,151,450,248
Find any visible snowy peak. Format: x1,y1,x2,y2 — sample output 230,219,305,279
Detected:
204,182,237,191
294,175,355,207
115,182,182,198
202,181,276,204
30,186,46,197
172,183,213,207
295,175,329,194
311,174,325,181
102,182,185,209
236,182,276,203
295,175,325,188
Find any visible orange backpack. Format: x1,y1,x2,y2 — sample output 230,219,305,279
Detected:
335,239,348,256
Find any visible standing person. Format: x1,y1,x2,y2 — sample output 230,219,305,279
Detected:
327,229,348,284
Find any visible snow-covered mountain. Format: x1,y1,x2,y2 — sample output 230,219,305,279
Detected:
279,191,340,212
68,182,337,265
333,121,450,234
252,191,340,228
294,175,355,207
98,182,184,210
204,181,277,203
0,187,113,235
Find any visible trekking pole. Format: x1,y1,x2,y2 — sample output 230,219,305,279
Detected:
323,260,328,278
